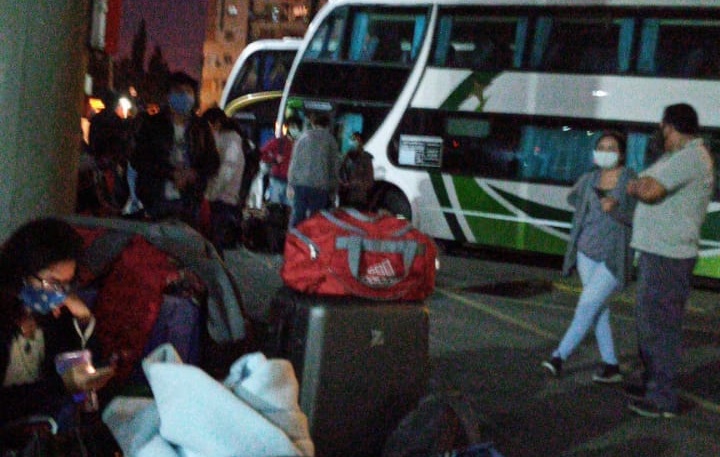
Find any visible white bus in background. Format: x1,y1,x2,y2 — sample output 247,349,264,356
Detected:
220,37,302,149
219,38,301,208
277,0,720,279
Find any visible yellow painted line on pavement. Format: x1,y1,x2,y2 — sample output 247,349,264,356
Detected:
436,287,558,340
679,391,720,414
552,281,708,314
438,286,720,416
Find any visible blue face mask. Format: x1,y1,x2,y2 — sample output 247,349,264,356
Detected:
19,284,67,315
168,92,195,115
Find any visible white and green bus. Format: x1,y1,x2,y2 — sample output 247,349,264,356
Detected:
278,0,720,278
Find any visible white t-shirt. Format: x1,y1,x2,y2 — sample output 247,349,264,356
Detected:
3,330,45,387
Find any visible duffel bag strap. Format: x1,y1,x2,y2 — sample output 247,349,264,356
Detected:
319,210,367,235
339,207,385,223
336,236,419,288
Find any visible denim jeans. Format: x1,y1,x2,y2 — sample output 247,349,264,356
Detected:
268,177,289,206
554,251,619,364
635,251,695,412
290,185,330,227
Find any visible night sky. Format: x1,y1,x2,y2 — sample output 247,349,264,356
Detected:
117,0,209,79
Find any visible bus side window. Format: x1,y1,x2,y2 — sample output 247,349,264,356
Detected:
433,12,527,69
517,126,594,183
306,9,347,61
625,132,649,173
647,19,720,78
533,17,622,74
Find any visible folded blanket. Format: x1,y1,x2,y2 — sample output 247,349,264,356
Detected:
103,344,314,457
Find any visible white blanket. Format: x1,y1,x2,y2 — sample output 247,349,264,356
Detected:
103,344,314,457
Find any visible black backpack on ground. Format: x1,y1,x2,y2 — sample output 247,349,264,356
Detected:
382,391,505,457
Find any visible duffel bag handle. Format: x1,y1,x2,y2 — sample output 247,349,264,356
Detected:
336,236,419,288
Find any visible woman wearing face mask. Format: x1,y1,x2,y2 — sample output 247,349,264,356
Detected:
130,71,220,231
542,130,637,383
0,218,114,427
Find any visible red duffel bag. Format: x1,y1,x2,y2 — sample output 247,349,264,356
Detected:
280,208,437,300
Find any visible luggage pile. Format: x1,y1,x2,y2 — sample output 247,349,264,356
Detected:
269,208,440,457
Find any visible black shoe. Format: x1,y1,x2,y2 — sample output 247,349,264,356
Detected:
627,398,677,419
592,364,623,384
624,384,647,400
541,357,562,377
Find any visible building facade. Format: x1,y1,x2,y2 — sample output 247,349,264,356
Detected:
200,0,326,112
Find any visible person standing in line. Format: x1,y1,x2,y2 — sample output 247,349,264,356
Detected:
260,115,303,207
339,131,375,211
287,113,340,227
201,107,246,255
624,103,714,418
131,71,220,230
542,131,637,383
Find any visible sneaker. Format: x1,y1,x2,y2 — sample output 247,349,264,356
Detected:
623,384,647,400
592,364,623,384
541,357,562,377
627,398,677,419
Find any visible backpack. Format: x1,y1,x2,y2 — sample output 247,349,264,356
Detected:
383,392,505,457
280,208,437,301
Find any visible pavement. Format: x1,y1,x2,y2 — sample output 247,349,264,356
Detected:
222,246,720,457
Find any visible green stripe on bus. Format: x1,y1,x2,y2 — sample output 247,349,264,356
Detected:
452,177,513,215
430,172,451,207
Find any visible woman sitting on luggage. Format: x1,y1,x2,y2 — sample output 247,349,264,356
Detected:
0,218,114,428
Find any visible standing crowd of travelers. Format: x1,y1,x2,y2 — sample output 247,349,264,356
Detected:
78,71,376,256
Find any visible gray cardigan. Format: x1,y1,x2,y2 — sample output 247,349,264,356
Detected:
562,167,637,289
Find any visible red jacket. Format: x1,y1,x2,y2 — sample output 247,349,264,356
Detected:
260,135,293,180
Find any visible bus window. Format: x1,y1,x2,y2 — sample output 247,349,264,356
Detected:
638,19,720,78
442,117,522,178
236,55,260,93
348,10,427,65
432,12,526,70
517,126,599,182
305,8,348,60
530,16,633,74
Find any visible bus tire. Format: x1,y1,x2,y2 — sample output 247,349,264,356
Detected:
377,187,411,221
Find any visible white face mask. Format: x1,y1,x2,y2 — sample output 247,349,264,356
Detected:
593,150,619,169
288,127,301,139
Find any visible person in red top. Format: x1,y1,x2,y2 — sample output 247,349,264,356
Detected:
260,116,302,206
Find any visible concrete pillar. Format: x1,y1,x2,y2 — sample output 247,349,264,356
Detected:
0,0,90,240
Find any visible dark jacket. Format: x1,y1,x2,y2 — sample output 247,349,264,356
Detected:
0,293,100,424
339,149,374,206
131,108,220,209
562,167,637,289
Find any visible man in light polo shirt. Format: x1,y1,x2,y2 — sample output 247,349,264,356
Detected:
625,103,714,418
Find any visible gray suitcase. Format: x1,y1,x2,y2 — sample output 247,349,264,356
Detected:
269,288,429,457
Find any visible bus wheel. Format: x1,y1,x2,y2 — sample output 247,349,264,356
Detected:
377,188,411,221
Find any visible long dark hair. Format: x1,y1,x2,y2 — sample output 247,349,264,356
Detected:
0,218,83,327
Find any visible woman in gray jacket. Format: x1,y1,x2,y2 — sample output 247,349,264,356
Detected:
542,131,637,383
